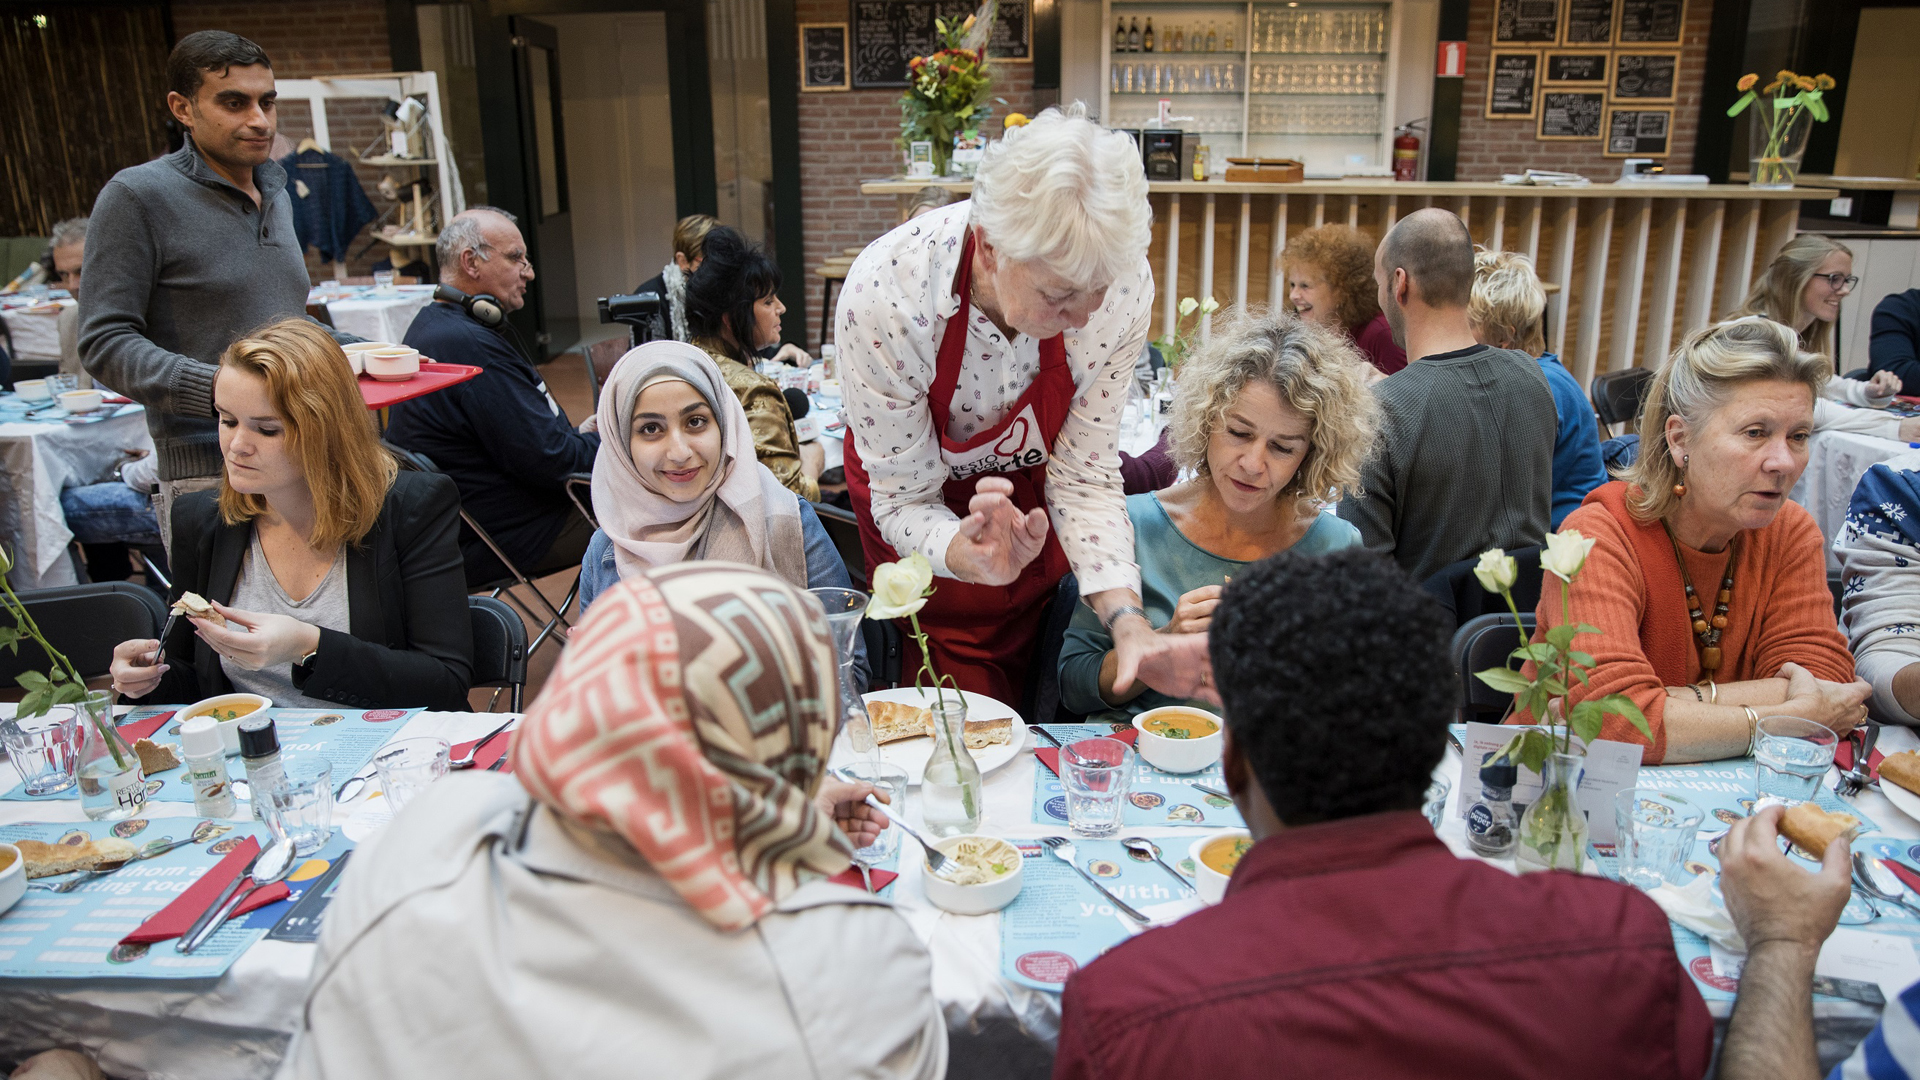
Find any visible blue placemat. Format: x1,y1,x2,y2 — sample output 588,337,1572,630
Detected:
1029,724,1245,829
999,838,1200,993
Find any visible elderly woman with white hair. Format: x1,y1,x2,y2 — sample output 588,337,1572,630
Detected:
837,104,1210,706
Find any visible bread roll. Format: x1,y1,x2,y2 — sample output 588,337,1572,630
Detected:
1779,802,1859,856
1880,750,1920,796
963,717,1012,749
867,701,932,745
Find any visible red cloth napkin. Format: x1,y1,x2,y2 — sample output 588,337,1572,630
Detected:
1834,736,1885,780
451,729,516,773
117,711,176,742
1034,727,1139,777
828,866,899,893
1884,860,1920,898
120,837,290,944
102,394,133,404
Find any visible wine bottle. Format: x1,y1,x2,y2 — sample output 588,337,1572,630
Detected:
1206,21,1218,51
1143,17,1155,51
1172,23,1184,51
1129,17,1141,51
1115,16,1127,51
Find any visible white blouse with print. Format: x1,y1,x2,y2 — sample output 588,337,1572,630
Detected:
834,201,1151,599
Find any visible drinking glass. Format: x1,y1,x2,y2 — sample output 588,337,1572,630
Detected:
374,737,450,813
1061,737,1133,837
841,760,908,864
1754,716,1838,805
267,755,335,855
1613,788,1704,889
0,710,82,796
809,587,877,755
372,270,395,295
46,373,78,396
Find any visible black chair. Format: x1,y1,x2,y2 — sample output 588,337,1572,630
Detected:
1829,569,1846,622
1591,367,1655,436
813,502,868,589
1451,611,1537,724
1422,545,1543,630
1844,367,1870,382
565,472,597,531
584,335,627,406
467,595,528,712
1021,573,1085,727
0,582,165,684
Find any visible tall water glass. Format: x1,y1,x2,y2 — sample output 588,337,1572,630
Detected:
1061,737,1133,837
1614,788,1704,889
0,710,82,795
1754,716,1838,805
809,587,874,751
842,760,907,864
267,755,335,855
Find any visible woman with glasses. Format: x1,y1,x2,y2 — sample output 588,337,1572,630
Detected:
1731,235,1917,439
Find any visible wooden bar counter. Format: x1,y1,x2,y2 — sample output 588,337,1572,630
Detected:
860,178,1837,388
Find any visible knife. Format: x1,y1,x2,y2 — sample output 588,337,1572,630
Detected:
176,850,261,954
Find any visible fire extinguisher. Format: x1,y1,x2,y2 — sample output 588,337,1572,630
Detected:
1393,119,1426,182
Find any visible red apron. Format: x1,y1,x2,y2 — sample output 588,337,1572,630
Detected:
843,231,1073,705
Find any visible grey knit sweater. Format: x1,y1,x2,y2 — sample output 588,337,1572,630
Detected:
1337,344,1559,582
80,140,311,482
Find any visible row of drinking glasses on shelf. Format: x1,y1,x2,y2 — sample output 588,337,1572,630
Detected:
1249,100,1380,135
1252,8,1388,54
1112,59,1241,95
1250,59,1383,94
1110,105,1244,133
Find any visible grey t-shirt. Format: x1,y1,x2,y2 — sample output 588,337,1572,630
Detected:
222,531,351,709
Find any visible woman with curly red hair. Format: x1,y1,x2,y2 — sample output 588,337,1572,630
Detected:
1282,224,1407,377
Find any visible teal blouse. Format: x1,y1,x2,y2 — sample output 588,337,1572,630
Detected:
1057,491,1362,719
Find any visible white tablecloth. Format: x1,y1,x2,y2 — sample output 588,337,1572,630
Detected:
1793,427,1916,574
0,401,153,591
1,301,68,362
312,287,435,346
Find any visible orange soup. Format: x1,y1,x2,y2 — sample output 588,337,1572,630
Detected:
1200,835,1251,876
1143,710,1219,740
0,847,13,873
190,704,258,723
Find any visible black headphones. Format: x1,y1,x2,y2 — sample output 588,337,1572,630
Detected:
434,284,506,328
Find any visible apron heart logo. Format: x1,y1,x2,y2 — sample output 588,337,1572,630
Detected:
994,414,1033,458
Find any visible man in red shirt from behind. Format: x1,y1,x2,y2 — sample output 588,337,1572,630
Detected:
1053,548,1713,1080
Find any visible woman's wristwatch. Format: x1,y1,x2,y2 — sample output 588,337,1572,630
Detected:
1102,604,1149,633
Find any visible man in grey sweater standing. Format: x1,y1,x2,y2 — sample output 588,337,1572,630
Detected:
81,30,311,550
1336,209,1557,583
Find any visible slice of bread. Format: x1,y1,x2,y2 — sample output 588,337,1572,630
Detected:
17,837,138,879
867,700,933,745
169,590,225,627
1881,750,1920,796
134,738,182,774
1779,802,1860,856
963,716,1012,750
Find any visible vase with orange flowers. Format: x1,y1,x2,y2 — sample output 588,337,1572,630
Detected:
898,1,1000,177
1728,69,1834,189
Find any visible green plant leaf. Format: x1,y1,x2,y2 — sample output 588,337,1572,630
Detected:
1475,667,1533,694
1726,90,1756,117
1544,678,1569,696
16,670,49,692
50,682,85,706
1514,730,1552,775
1545,624,1578,649
1567,650,1595,668
1515,643,1560,663
1567,700,1605,745
1808,97,1829,122
17,687,49,718
1597,693,1652,740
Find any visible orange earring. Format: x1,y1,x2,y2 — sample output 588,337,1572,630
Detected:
1672,455,1689,498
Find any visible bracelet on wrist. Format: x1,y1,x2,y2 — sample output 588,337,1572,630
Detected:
1689,684,1704,703
1102,604,1149,633
1743,705,1761,756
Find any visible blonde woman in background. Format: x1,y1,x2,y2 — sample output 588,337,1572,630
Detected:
635,213,718,343
1731,234,1920,439
1058,311,1380,719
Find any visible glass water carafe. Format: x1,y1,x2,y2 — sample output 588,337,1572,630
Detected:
77,689,147,821
922,699,982,837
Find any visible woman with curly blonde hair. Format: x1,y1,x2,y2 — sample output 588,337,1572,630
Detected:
1282,224,1407,376
1058,311,1381,718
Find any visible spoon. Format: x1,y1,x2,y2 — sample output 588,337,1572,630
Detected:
1853,854,1920,920
864,795,958,880
1121,837,1192,891
181,837,296,955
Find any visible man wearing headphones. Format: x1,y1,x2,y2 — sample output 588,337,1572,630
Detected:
388,207,600,588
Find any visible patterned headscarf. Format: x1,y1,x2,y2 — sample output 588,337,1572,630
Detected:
511,563,851,932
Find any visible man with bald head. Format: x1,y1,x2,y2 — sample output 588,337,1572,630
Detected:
1336,208,1557,583
388,207,600,586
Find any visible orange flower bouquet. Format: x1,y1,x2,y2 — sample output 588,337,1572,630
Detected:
1727,69,1835,189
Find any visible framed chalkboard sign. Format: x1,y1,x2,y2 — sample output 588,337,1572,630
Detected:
800,23,851,91
851,0,1032,89
1603,106,1673,156
1485,51,1541,119
1616,0,1685,43
1538,89,1607,139
1494,0,1561,42
1545,50,1609,84
1561,0,1613,43
1611,51,1678,101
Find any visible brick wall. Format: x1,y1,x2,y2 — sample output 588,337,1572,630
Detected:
173,1,402,281
1453,0,1715,181
794,0,1036,347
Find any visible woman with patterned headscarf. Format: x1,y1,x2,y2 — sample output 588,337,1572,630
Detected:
278,565,946,1080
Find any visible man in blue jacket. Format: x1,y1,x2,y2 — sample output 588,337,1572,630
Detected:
389,208,599,586
1868,288,1920,396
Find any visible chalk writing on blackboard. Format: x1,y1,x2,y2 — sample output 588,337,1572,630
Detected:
1617,0,1684,42
851,0,1031,89
1604,106,1673,156
1494,0,1561,42
1612,52,1678,101
1539,90,1607,138
800,23,850,91
1545,51,1609,83
1563,0,1614,42
1487,51,1541,119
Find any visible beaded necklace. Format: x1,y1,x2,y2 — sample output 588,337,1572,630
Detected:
1662,523,1740,683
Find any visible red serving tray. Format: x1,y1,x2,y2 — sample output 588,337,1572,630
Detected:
357,360,482,410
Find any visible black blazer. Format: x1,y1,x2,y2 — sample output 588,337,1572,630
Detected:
138,471,475,711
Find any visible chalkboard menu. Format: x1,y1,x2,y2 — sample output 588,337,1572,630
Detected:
1604,106,1673,156
851,0,1031,89
1545,50,1609,83
1611,51,1678,101
1494,0,1561,42
1562,0,1614,42
1617,0,1685,43
1486,51,1541,119
800,23,850,91
1538,90,1606,139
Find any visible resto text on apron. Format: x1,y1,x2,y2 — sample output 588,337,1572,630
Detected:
843,231,1074,706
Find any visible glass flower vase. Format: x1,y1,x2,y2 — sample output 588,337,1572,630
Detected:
1749,108,1814,190
1515,751,1588,872
921,698,982,837
77,690,147,821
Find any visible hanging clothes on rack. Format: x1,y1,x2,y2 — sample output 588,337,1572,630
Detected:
278,144,380,264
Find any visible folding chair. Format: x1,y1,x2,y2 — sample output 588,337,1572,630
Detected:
585,336,628,407
565,473,597,531
812,503,868,589
467,595,529,712
1450,612,1537,725
383,442,579,660
0,581,166,683
1591,367,1655,438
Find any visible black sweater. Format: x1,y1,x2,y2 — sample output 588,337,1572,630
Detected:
1869,289,1920,396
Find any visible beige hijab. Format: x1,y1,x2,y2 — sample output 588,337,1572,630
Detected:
591,340,806,586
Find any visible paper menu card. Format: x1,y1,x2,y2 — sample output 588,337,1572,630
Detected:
1000,839,1201,993
1452,722,1644,843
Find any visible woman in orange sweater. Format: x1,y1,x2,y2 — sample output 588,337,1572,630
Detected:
1520,318,1870,763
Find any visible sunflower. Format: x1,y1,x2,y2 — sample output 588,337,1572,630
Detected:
1796,76,1816,91
1737,73,1758,91
1814,73,1835,90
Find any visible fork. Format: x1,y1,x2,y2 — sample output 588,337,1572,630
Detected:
865,795,956,879
449,718,516,770
1039,836,1149,923
1836,723,1880,799
1853,853,1920,919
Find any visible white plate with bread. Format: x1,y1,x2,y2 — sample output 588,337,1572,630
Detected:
829,688,1027,785
1876,750,1920,824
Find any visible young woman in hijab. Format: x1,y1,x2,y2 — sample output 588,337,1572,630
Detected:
277,564,946,1080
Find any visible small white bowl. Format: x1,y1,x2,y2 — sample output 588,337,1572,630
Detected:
178,693,272,756
922,834,1025,915
0,842,24,917
1189,830,1252,905
342,342,393,376
58,388,104,414
363,347,420,382
14,378,50,403
1132,706,1226,774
